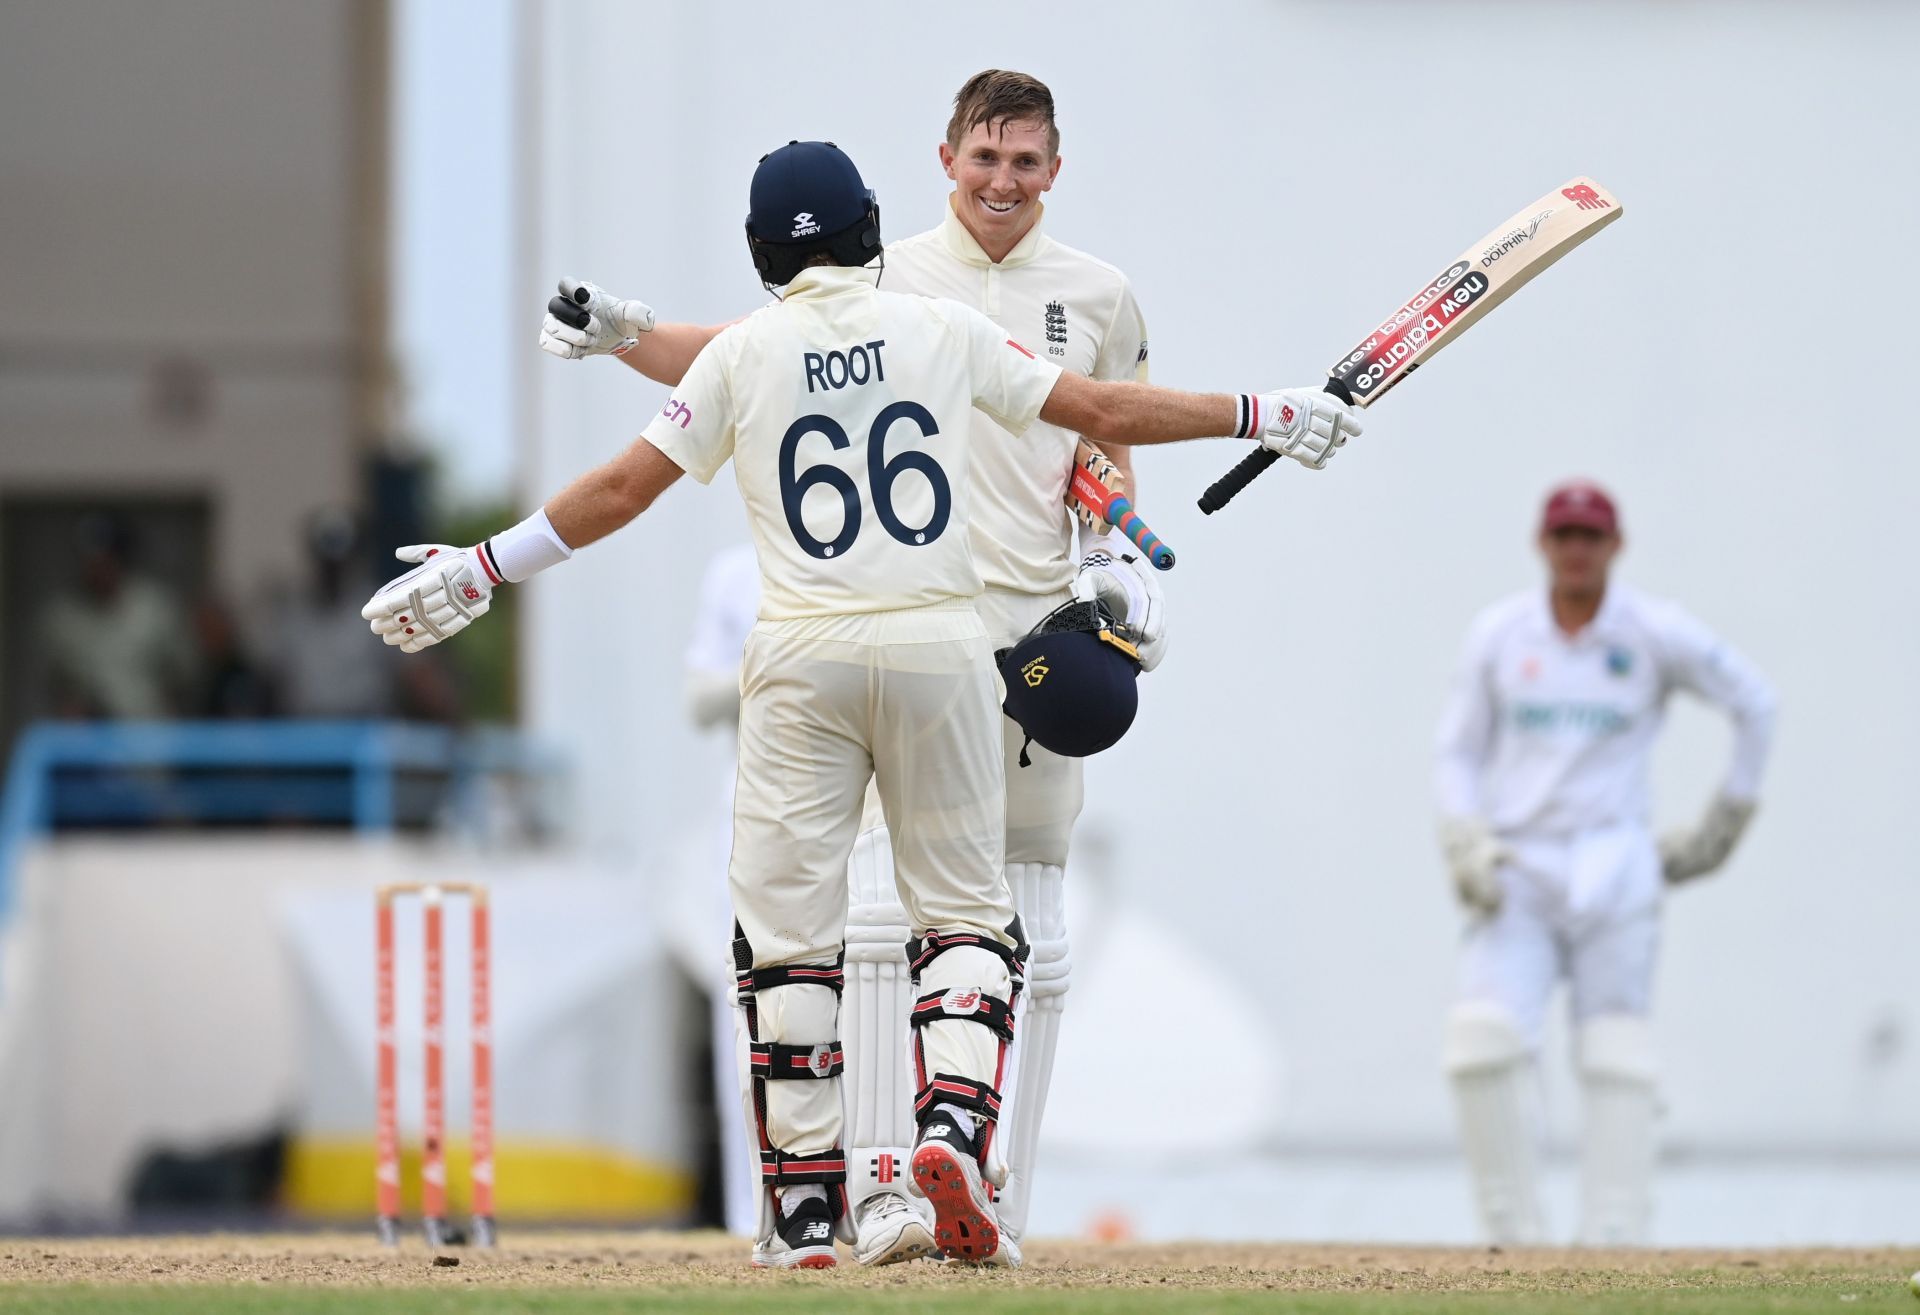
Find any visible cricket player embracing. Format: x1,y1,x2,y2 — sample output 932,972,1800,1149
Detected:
1435,480,1777,1245
374,138,1359,1268
537,72,1360,1266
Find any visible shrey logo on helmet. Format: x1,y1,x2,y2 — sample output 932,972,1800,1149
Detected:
791,211,821,238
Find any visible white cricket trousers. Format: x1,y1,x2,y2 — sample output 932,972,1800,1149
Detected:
732,603,1017,958
730,603,1020,1165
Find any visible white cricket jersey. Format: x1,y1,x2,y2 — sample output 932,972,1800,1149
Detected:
885,200,1150,597
1434,583,1776,836
643,265,1062,621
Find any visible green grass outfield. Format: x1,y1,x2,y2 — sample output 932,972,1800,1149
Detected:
0,1233,1910,1313
0,1286,1915,1313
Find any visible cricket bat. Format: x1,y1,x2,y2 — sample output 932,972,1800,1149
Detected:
1197,177,1623,514
1069,438,1175,570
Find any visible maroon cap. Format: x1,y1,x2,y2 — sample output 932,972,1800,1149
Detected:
1541,480,1619,534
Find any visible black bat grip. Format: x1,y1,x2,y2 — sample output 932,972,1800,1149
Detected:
1195,378,1356,515
1196,448,1278,515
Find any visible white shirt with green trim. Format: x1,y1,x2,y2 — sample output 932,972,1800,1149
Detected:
1434,583,1777,836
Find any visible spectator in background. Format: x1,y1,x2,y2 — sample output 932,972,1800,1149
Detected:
192,597,276,718
39,514,196,720
268,509,459,723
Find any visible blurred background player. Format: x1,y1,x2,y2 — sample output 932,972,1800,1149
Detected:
680,541,762,1238
534,70,1348,1265
1434,479,1777,1245
375,137,1357,1266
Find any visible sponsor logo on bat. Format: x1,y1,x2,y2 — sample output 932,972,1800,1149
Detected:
1337,270,1492,396
1480,210,1555,268
1331,260,1474,377
1562,183,1610,211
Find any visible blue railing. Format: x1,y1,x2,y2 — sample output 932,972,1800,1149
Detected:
0,720,562,923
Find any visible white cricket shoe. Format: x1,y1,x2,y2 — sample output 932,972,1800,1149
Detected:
910,1119,1001,1264
851,1189,937,1266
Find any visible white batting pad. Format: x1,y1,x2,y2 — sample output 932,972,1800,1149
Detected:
842,824,917,1209
993,862,1069,1240
1444,1002,1546,1245
1576,1014,1658,1246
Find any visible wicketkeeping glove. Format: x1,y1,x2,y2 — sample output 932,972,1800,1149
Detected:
1660,795,1756,884
1439,815,1511,916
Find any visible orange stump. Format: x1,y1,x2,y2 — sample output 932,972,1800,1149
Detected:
374,882,495,1248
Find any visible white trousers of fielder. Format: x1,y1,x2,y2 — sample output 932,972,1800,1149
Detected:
1445,823,1663,1246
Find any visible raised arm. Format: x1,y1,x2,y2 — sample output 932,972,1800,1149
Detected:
1040,372,1360,469
543,438,686,548
538,277,730,387
358,439,687,655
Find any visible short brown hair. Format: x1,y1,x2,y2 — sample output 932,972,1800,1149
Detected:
946,69,1059,157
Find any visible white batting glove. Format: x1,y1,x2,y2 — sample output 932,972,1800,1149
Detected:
361,544,495,653
1660,795,1756,884
538,278,657,360
1439,815,1511,916
1070,534,1167,671
1249,387,1363,470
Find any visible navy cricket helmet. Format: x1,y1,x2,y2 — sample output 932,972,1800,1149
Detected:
997,600,1144,764
745,140,882,290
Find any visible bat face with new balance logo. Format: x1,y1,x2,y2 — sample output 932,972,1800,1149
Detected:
1197,176,1623,514
1329,178,1620,407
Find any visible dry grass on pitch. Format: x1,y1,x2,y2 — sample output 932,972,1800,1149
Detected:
0,1231,1908,1303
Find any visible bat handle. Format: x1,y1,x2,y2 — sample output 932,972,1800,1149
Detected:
1105,495,1175,571
1196,378,1356,515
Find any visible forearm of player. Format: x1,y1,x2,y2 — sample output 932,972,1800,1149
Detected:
1041,374,1236,446
543,438,686,550
615,321,729,388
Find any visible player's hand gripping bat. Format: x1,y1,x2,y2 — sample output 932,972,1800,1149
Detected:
1198,177,1624,514
1069,439,1174,570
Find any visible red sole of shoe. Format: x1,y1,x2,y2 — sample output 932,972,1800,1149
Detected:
751,1252,837,1270
911,1143,1000,1262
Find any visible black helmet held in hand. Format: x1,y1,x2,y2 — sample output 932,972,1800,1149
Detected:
997,600,1143,764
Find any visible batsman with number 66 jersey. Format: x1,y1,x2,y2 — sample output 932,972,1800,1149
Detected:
379,134,1353,1270
537,71,1361,1267
1435,480,1776,1247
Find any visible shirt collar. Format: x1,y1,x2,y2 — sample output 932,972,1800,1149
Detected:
1535,584,1621,643
937,194,1048,269
778,264,882,300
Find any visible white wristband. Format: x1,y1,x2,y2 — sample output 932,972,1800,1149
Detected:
483,508,574,584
